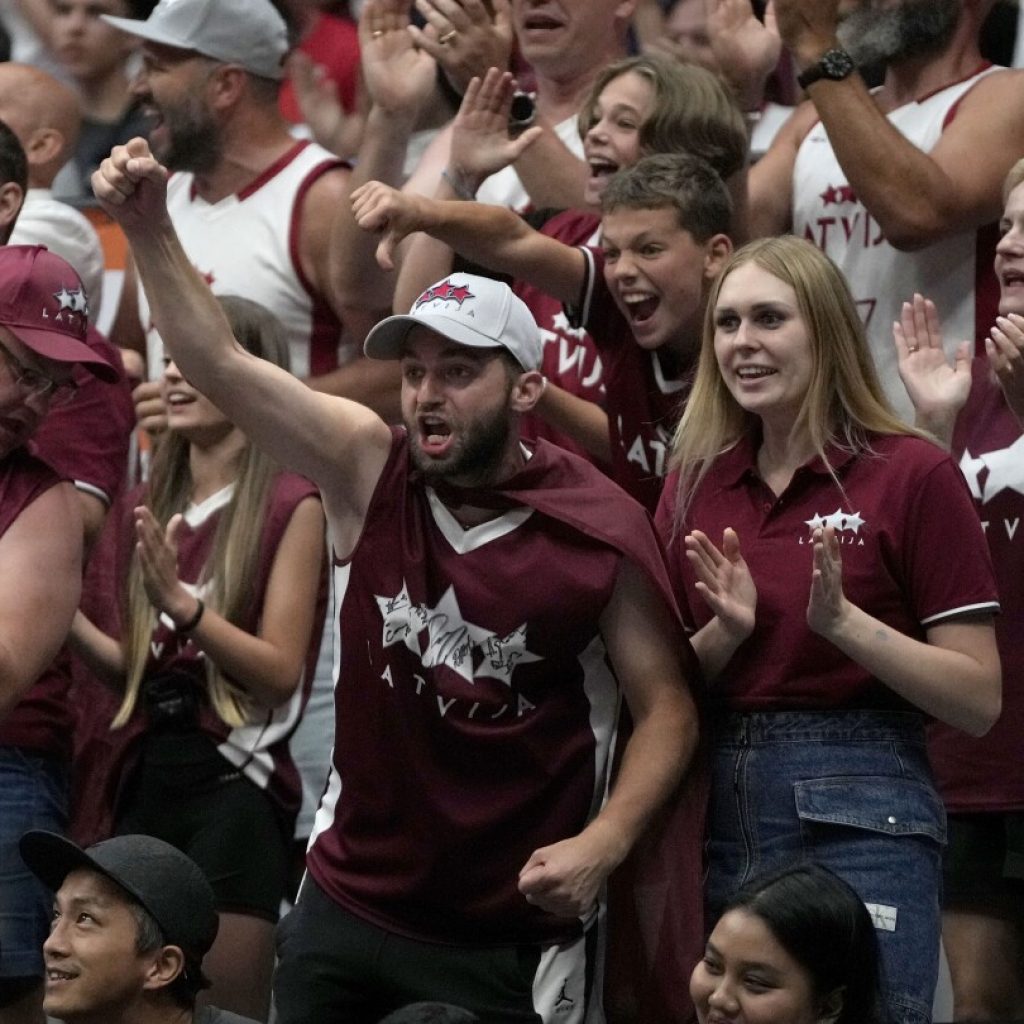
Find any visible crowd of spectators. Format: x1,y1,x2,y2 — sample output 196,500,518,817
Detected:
1,0,1024,1022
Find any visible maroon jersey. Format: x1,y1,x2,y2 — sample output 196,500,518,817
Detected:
656,432,999,712
929,363,1024,811
75,472,324,825
514,210,605,462
572,246,691,512
305,429,685,945
0,333,131,757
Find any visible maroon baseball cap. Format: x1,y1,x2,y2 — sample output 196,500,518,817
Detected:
0,245,117,382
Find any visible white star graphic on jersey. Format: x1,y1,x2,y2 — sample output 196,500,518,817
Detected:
960,436,1024,504
804,513,826,531
549,310,588,340
420,585,479,682
958,448,987,500
376,583,418,652
375,580,544,685
476,624,543,686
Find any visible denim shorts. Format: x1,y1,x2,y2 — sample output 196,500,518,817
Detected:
0,747,68,979
706,710,945,1024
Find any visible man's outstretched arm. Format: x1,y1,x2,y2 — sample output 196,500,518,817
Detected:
352,181,586,305
92,139,392,518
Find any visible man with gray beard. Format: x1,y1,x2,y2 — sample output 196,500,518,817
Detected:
720,0,1024,422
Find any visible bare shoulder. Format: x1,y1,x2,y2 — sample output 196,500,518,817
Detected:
297,163,354,293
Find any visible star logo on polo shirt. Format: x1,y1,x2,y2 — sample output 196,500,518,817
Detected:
804,508,866,534
375,581,542,685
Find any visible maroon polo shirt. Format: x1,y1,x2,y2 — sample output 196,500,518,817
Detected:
656,431,999,712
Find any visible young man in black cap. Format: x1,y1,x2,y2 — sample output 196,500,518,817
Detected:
19,830,257,1024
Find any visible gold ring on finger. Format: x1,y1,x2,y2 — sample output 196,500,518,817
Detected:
439,29,457,43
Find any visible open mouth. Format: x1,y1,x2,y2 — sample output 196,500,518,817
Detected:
622,294,659,325
587,158,620,187
1001,269,1024,288
46,969,77,983
166,392,195,408
735,366,777,381
418,416,453,456
522,13,563,29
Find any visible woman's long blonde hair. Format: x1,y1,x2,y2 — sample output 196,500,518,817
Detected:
114,296,291,729
670,236,926,524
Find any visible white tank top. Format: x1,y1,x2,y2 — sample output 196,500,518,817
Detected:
792,65,1003,421
139,140,346,380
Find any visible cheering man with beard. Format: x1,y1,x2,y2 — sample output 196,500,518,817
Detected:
720,0,1024,421
92,137,700,1024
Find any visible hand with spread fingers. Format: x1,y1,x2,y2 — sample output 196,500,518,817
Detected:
409,0,514,97
706,0,782,110
893,292,972,445
448,69,544,192
987,311,1024,428
286,50,358,157
361,0,438,119
684,527,757,643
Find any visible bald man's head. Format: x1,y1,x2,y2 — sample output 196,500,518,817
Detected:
0,63,81,188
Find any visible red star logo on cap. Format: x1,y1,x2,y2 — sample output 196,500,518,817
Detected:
415,280,475,308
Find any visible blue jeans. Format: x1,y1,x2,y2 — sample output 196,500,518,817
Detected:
0,747,68,979
706,710,945,1024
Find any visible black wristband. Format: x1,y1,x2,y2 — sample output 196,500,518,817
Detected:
177,598,205,635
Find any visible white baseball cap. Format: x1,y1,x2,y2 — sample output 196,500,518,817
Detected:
102,0,289,81
364,274,543,371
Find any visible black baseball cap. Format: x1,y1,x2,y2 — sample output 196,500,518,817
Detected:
19,831,219,962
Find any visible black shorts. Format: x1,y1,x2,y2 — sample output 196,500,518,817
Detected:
116,732,290,921
943,811,1024,914
274,874,599,1024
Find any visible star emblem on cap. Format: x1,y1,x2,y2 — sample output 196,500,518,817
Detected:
415,280,475,308
53,284,89,317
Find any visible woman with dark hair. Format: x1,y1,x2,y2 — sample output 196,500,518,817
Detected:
691,863,885,1024
656,235,1001,1024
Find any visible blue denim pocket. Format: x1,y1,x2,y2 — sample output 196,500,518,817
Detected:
794,775,947,844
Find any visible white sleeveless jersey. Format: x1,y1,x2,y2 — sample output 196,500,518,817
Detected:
793,66,1003,421
139,141,346,380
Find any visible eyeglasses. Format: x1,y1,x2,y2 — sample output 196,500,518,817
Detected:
0,339,79,407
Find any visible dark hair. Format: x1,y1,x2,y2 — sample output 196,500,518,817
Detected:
724,863,887,1024
600,153,732,243
127,899,207,1009
377,1004,480,1024
0,119,27,193
0,117,27,244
